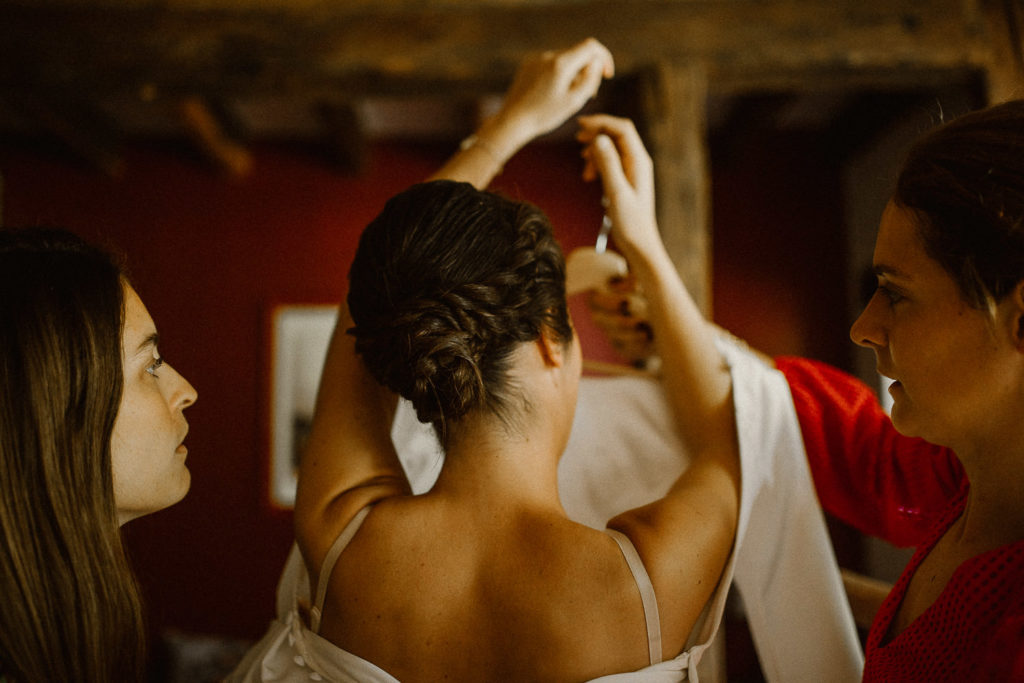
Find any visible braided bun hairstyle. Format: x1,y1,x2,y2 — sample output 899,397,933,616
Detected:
347,180,572,445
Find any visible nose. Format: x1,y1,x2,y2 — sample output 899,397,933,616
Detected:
181,378,198,409
850,292,887,349
168,363,198,410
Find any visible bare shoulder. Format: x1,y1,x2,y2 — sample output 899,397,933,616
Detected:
608,451,739,653
295,484,411,587
318,509,655,680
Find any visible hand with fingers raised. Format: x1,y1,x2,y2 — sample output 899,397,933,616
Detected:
577,114,661,262
432,38,614,187
493,38,615,153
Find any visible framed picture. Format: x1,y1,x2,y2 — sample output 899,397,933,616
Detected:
268,304,338,508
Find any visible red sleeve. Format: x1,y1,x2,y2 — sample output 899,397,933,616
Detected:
775,357,964,547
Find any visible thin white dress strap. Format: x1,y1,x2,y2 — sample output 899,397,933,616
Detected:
605,528,663,665
309,504,374,634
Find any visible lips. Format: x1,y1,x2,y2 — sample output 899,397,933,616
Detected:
177,425,189,451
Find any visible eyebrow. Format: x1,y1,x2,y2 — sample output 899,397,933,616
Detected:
873,263,912,281
134,332,160,357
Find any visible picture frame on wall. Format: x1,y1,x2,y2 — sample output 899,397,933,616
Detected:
268,304,337,508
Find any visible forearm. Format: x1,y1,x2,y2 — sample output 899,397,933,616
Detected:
626,242,736,460
577,115,736,466
427,114,530,189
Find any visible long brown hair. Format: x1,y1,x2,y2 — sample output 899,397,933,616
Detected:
0,228,146,681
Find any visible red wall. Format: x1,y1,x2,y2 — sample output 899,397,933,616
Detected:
711,132,850,369
0,132,847,646
0,140,617,643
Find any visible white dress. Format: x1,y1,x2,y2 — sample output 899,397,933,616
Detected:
230,336,862,682
227,506,694,682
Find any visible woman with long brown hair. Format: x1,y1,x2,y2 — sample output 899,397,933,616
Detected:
0,228,197,681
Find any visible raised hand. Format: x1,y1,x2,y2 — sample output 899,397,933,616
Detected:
431,38,614,187
576,114,660,261
496,38,614,149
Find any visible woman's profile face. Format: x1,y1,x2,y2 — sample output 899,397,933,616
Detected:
110,285,198,525
849,202,1018,448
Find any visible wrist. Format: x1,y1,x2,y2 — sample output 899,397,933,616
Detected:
459,134,505,172
615,223,666,264
619,236,673,282
474,111,533,162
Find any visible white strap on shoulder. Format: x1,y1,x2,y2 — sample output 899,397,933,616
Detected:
605,528,663,665
309,505,374,634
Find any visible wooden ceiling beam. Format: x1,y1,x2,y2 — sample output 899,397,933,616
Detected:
0,1,998,102
178,96,253,177
0,90,125,176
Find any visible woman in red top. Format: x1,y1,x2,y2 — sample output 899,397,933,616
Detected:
594,100,1024,679
777,101,1024,680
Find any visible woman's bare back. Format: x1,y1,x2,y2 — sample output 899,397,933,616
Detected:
315,496,656,682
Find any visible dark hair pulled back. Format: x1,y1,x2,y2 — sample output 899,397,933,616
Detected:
347,180,572,444
895,99,1024,307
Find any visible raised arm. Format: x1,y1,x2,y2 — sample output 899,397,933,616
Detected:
429,37,613,188
578,114,740,651
294,306,411,571
296,40,613,571
579,115,737,482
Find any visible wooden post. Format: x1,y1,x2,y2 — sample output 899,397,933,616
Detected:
980,0,1024,103
639,61,713,316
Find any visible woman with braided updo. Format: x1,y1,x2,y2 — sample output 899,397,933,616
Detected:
231,38,740,682
298,174,737,680
346,180,575,448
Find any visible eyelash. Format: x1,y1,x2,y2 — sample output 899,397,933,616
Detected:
146,357,165,377
877,284,904,305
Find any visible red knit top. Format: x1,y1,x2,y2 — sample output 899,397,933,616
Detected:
776,357,1024,681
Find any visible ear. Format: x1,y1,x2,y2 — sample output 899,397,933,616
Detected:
536,326,567,368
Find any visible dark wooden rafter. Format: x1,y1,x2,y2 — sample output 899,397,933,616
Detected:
178,95,253,177
0,1,1003,101
0,90,125,176
0,0,1017,290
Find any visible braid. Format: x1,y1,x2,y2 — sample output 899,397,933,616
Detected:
347,181,571,446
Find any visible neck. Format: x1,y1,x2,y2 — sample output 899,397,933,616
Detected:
952,435,1024,550
430,409,566,515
